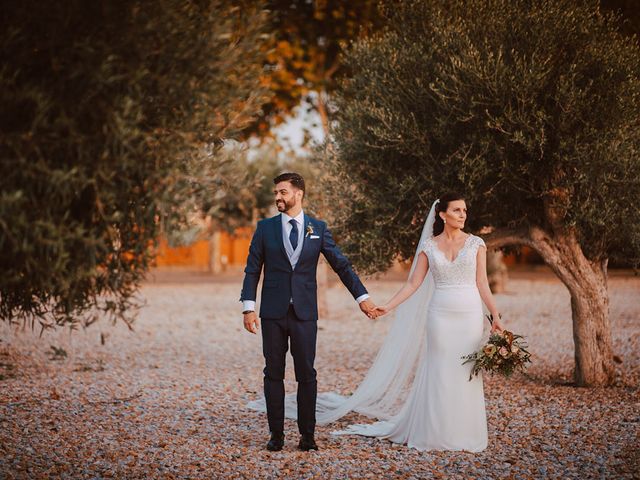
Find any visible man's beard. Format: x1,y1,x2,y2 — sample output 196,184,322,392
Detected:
276,198,295,212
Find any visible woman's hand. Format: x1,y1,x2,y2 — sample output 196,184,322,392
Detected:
369,305,390,319
489,313,504,333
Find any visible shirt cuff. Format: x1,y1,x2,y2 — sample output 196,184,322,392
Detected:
355,294,370,304
242,300,256,312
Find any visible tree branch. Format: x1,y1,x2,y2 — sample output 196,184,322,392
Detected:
483,225,583,289
482,226,534,250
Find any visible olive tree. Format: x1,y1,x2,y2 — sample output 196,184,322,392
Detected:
0,1,271,330
325,0,640,386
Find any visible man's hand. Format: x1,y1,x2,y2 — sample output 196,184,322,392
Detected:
243,311,260,334
359,299,377,319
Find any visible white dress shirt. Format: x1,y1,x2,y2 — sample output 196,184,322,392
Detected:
242,210,369,312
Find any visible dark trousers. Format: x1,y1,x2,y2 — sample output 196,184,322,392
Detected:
261,304,317,436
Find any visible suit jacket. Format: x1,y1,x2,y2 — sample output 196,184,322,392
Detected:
240,213,367,321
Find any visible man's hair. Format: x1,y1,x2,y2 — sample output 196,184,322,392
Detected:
273,172,305,193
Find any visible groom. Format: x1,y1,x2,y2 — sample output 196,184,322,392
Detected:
240,172,375,452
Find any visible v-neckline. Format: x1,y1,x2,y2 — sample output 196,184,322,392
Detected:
432,234,472,263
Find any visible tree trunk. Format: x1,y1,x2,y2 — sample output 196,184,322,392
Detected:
316,88,331,316
316,88,330,137
568,262,612,386
317,257,329,317
486,250,508,293
528,227,614,386
486,226,615,386
209,230,222,274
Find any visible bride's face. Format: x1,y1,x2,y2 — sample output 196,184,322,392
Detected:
441,200,467,229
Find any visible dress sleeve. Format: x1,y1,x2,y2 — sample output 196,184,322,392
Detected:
476,235,486,249
419,237,431,254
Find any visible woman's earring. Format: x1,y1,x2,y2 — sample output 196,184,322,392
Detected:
443,219,446,224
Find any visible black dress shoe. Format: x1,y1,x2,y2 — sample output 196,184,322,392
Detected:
298,434,318,451
266,432,284,451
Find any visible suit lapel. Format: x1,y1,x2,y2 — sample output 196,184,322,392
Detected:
298,214,312,264
272,214,289,262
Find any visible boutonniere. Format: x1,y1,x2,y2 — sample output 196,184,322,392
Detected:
305,223,315,238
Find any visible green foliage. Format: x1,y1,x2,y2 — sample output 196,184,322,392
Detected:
601,0,640,37
165,142,282,246
325,0,640,273
0,1,271,329
172,141,330,247
46,345,68,361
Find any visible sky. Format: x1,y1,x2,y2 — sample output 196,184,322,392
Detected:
272,95,325,155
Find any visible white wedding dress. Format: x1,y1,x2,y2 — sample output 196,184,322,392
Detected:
331,233,488,451
247,200,488,452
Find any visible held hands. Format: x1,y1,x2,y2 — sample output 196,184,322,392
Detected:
359,299,377,319
369,305,390,319
244,299,393,329
243,311,260,334
359,298,391,319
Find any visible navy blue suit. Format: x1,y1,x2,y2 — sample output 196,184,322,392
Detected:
240,213,367,436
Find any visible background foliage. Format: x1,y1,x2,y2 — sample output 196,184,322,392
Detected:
0,0,271,329
245,0,382,139
322,0,640,274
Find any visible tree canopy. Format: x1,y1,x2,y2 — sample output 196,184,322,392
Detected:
245,0,382,139
327,0,640,273
0,0,271,330
323,0,639,386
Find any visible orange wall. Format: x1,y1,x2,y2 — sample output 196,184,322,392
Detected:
154,229,541,269
154,227,253,269
154,237,211,268
228,227,252,265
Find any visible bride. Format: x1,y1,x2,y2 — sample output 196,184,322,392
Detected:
249,192,504,452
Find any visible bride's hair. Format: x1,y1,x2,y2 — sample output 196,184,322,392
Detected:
433,192,466,236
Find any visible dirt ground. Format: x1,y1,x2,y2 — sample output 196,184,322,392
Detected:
0,268,638,479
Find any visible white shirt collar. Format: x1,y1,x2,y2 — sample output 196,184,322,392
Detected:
282,210,304,226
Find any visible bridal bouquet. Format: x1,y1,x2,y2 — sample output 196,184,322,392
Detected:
462,317,531,381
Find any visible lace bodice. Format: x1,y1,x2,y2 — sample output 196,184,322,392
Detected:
420,234,486,288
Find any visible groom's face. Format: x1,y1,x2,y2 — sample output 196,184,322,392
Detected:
274,181,302,213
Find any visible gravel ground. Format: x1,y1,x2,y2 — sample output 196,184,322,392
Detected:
0,269,638,479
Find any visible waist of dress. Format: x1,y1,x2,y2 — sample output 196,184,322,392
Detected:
434,284,478,290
